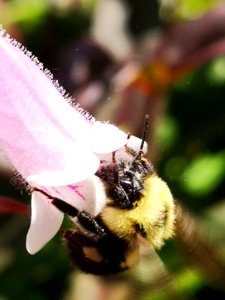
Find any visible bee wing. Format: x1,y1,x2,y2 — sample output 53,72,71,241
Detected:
126,241,177,299
67,243,178,300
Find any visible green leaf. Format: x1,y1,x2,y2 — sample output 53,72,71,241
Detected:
181,151,225,197
1,0,48,27
174,0,222,20
155,115,179,152
207,56,225,85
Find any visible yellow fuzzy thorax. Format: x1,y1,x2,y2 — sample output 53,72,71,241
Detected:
101,174,175,249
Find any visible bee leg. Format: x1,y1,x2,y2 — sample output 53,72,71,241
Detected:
32,187,105,239
77,211,106,239
32,187,79,217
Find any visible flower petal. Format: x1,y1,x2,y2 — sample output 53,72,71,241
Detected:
90,122,128,153
0,31,101,184
66,175,106,216
126,135,148,154
26,191,64,254
97,135,148,162
30,175,106,216
24,145,100,186
0,31,127,185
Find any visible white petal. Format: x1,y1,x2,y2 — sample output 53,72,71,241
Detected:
26,191,64,254
72,175,106,216
26,147,99,187
36,175,106,217
126,135,148,154
97,135,148,162
0,32,100,184
90,122,127,153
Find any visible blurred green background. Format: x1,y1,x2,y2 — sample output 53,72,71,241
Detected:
1,0,225,299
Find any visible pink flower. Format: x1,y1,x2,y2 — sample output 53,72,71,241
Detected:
0,28,132,254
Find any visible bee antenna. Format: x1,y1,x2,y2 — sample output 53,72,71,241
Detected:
140,114,149,152
127,132,131,141
112,151,116,164
132,114,149,162
112,151,120,184
125,132,131,152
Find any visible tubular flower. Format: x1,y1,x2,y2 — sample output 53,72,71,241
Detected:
0,28,131,254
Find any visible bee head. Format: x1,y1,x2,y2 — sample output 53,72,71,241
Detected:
96,115,154,208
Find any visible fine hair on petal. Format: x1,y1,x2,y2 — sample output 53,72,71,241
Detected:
10,170,30,194
0,28,95,124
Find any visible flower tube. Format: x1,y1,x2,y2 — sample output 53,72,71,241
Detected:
0,28,130,253
0,29,128,186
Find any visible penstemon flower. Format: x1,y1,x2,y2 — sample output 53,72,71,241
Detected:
0,28,144,254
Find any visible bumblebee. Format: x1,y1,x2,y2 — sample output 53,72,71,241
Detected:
34,117,175,275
